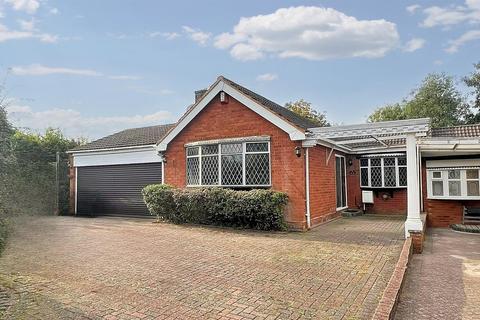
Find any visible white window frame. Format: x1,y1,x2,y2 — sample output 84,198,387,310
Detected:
427,168,480,200
186,141,271,187
359,156,407,188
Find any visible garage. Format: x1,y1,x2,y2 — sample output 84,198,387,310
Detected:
76,163,162,217
68,123,175,218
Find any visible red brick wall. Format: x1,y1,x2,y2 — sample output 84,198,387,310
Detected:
164,93,308,229
426,199,463,227
346,158,407,215
307,146,341,225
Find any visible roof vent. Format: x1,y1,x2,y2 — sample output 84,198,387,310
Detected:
195,89,207,103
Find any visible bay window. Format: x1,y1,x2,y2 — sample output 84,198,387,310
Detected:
428,168,480,199
186,140,270,187
359,156,407,188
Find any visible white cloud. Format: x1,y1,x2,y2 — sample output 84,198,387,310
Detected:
108,75,141,80
422,0,480,28
0,23,58,43
49,8,59,15
182,26,211,46
6,105,173,139
11,64,103,76
406,4,421,14
149,31,180,40
403,38,425,52
256,73,278,81
445,29,480,53
213,6,399,61
5,0,40,14
18,18,35,31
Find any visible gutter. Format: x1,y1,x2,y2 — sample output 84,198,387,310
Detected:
66,144,157,154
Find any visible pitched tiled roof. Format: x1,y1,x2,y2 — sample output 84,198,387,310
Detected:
72,123,175,151
220,76,319,129
431,124,480,138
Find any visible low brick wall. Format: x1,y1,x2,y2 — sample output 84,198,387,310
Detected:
372,237,413,320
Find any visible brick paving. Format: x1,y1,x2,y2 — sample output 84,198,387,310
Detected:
0,215,404,320
395,228,480,320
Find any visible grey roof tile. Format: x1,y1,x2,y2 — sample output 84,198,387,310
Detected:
72,123,175,151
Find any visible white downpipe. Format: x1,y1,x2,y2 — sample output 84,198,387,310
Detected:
305,147,311,229
74,167,78,215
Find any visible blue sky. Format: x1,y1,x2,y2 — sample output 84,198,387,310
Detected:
2,0,480,139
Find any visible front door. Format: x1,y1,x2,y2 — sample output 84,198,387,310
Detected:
335,155,347,209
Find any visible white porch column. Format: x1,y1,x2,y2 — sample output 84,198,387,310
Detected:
405,133,423,238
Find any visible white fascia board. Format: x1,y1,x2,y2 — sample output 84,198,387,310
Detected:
426,158,480,168
157,80,305,151
68,144,156,154
73,145,162,167
221,84,305,141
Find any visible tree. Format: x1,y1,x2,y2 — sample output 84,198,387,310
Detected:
464,62,480,123
285,99,330,127
368,73,469,128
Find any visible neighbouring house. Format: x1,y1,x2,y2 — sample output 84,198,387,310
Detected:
67,76,480,248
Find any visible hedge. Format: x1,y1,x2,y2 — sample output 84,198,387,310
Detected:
142,185,288,230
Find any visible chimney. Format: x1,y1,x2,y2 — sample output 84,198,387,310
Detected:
195,89,207,103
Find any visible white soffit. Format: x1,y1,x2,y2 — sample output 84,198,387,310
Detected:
157,79,305,151
426,159,480,169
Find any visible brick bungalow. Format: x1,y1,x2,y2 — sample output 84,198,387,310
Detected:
68,76,480,238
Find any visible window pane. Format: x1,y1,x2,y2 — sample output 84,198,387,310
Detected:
360,168,369,186
221,143,242,154
449,181,461,196
186,157,200,185
399,167,407,186
360,158,369,167
432,171,442,179
187,147,199,157
246,153,270,185
371,158,381,167
448,170,460,179
384,158,396,166
221,154,243,185
432,181,443,196
202,144,218,155
467,169,479,180
371,167,382,187
201,156,219,185
398,157,407,166
246,142,268,152
467,181,480,196
384,167,396,187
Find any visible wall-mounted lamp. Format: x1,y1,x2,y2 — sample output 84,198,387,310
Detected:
294,146,302,158
348,159,353,166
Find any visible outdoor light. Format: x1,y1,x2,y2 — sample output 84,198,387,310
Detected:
348,159,353,166
295,146,302,157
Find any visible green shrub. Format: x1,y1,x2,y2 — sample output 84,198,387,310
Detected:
142,184,176,221
142,185,288,230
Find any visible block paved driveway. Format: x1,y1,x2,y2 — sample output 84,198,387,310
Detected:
0,215,404,320
395,228,480,320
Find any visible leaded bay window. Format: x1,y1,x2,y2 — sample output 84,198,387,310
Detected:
186,141,270,187
427,168,480,199
359,156,407,188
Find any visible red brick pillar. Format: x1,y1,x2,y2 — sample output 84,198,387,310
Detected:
68,155,76,215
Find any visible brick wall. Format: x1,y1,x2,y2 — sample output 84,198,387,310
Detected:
426,199,464,227
347,158,407,215
307,146,341,225
164,92,308,229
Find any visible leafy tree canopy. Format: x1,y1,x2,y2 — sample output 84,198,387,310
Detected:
464,62,480,123
285,99,330,127
369,73,469,128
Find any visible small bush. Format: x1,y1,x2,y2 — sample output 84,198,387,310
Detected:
142,184,176,222
142,186,288,231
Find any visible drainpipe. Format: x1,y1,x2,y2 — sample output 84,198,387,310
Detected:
305,147,311,229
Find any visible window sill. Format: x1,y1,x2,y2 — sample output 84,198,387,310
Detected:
360,186,407,189
428,196,480,200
